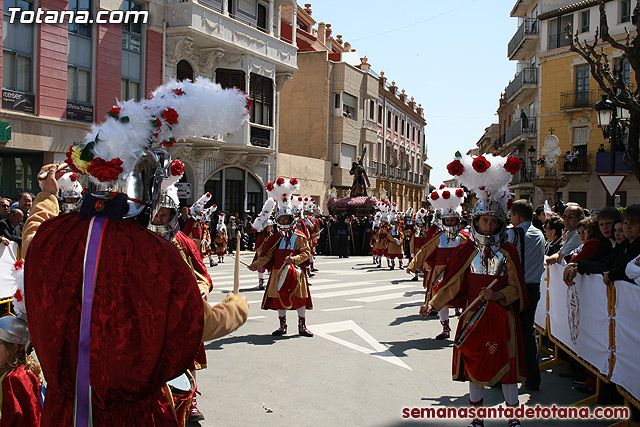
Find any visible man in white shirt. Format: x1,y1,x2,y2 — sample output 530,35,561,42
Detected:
508,200,546,391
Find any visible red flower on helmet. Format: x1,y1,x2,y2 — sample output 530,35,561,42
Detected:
472,156,491,173
70,174,78,182
298,196,303,201
282,195,288,202
439,184,446,189
212,204,217,209
442,191,451,199
447,160,464,176
430,191,439,201
478,186,486,191
161,138,177,147
504,156,521,176
455,189,464,198
276,177,285,186
87,157,124,182
290,178,299,185
170,160,184,176
266,182,274,191
107,107,121,119
206,192,211,197
172,88,185,96
14,289,23,302
161,108,179,125
14,260,24,271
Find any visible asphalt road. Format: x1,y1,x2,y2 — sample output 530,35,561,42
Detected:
188,254,622,426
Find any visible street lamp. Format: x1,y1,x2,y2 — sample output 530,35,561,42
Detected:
595,95,628,206
527,146,544,180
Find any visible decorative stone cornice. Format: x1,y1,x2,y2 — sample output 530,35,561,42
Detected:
200,48,225,73
275,73,293,92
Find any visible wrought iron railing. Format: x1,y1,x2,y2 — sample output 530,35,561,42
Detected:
508,18,539,57
506,67,538,101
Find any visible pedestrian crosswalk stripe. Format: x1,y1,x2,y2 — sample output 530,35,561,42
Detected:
348,292,412,303
321,306,363,312
311,320,412,370
312,284,414,299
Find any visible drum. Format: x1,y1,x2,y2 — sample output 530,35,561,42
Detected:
454,300,488,348
167,371,195,427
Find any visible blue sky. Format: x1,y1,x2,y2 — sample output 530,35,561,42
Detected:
310,0,517,187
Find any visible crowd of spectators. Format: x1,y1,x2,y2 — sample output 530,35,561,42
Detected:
0,192,33,248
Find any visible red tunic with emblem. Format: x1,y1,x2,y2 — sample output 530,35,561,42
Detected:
251,230,312,311
213,234,228,256
372,226,388,256
183,217,211,259
430,240,528,386
25,212,204,426
0,366,42,427
386,227,405,259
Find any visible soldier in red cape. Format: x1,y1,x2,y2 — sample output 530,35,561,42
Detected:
423,154,528,427
248,178,313,337
408,188,469,339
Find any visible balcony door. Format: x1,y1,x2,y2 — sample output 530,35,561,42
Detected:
575,64,590,108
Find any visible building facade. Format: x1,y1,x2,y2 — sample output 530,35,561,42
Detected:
278,4,428,212
538,0,640,208
1,0,299,219
0,0,164,197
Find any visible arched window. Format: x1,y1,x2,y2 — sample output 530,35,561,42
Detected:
177,60,194,82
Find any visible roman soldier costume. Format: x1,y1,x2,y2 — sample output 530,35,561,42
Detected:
23,78,250,427
251,198,277,290
183,193,213,261
249,178,313,337
386,204,405,270
407,186,468,339
426,153,528,427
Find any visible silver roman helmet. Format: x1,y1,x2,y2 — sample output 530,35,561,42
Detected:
57,172,84,213
0,315,30,346
429,186,466,239
148,156,185,237
266,177,300,235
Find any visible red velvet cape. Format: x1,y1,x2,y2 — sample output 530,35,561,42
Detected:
1,366,42,427
25,213,204,426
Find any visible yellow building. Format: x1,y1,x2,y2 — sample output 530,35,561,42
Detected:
538,0,640,208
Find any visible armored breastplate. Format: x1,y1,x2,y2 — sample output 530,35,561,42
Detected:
469,249,507,276
438,233,462,248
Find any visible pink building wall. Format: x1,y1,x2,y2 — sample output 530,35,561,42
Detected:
37,0,68,118
95,24,123,121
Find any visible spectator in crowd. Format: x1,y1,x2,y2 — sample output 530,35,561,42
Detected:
228,216,238,254
178,206,189,231
564,205,640,286
553,201,566,217
598,144,606,153
0,198,11,220
10,192,33,220
597,206,621,247
613,219,625,246
534,205,546,231
565,217,610,263
0,209,23,245
544,216,564,256
546,204,584,264
508,200,546,391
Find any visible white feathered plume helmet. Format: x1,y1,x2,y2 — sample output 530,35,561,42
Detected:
429,184,466,217
414,208,427,225
64,78,250,186
252,197,277,231
372,211,382,228
446,152,521,216
57,172,84,198
303,196,317,214
265,177,300,219
217,213,226,234
405,207,414,220
291,195,305,218
389,202,399,223
158,159,185,209
203,204,218,222
190,192,212,217
378,201,390,222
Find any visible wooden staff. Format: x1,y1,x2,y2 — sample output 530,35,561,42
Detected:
233,230,241,295
458,278,499,318
37,162,68,180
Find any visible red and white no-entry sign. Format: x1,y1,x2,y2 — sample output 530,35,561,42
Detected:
597,174,627,199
